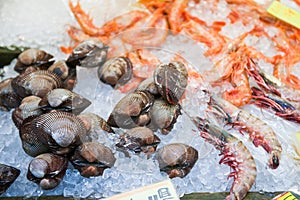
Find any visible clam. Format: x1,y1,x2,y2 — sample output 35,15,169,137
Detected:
136,77,159,96
98,56,133,87
12,95,43,129
14,48,54,73
0,78,22,111
156,143,198,178
48,60,77,90
154,61,188,104
19,111,88,156
77,113,114,134
19,117,51,157
107,91,154,129
38,88,91,115
148,98,181,134
48,60,69,80
70,142,116,177
66,38,108,68
11,70,63,98
0,164,20,195
27,153,68,190
116,127,160,154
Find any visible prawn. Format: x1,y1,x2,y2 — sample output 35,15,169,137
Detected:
207,95,282,169
210,50,252,107
251,87,300,124
246,58,300,110
193,117,257,200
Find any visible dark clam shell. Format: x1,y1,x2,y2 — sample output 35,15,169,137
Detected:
0,164,20,195
107,91,154,129
19,111,88,156
156,143,198,178
148,98,181,134
154,61,188,104
98,56,133,87
116,127,160,154
27,153,68,190
12,95,43,129
0,78,22,111
66,38,108,68
19,116,51,157
14,48,54,74
11,70,63,98
70,142,116,177
38,88,91,115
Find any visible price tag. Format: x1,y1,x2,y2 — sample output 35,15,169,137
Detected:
296,133,300,145
104,179,179,200
273,191,299,200
267,1,300,29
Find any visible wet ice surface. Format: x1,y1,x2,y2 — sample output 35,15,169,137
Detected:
1,0,300,199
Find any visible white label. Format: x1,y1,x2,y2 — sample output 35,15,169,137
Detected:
104,179,179,200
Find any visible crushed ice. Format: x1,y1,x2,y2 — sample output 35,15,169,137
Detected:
1,0,300,198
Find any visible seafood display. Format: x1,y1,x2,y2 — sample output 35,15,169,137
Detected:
1,0,300,199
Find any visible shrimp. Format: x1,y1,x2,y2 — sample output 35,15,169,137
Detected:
210,51,252,107
121,7,169,47
168,0,188,34
207,95,282,169
69,0,148,37
180,12,228,56
274,61,300,91
251,87,300,124
193,117,257,200
246,59,300,110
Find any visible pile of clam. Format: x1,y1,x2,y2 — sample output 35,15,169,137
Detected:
0,39,198,194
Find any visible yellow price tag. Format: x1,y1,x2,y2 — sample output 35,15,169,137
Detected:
267,1,300,29
296,133,300,146
273,191,299,200
104,179,179,200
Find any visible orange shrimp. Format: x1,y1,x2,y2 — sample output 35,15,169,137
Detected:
210,47,252,107
121,7,169,47
69,0,148,38
274,61,300,90
168,0,188,34
180,12,228,57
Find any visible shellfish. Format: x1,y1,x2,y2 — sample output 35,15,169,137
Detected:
0,78,22,111
27,153,68,190
66,38,108,68
155,143,198,178
12,95,43,129
148,98,181,134
154,61,188,104
14,48,54,74
38,88,91,115
19,111,88,156
107,91,154,129
116,127,161,154
70,142,116,177
11,70,63,98
0,164,20,195
98,56,133,87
